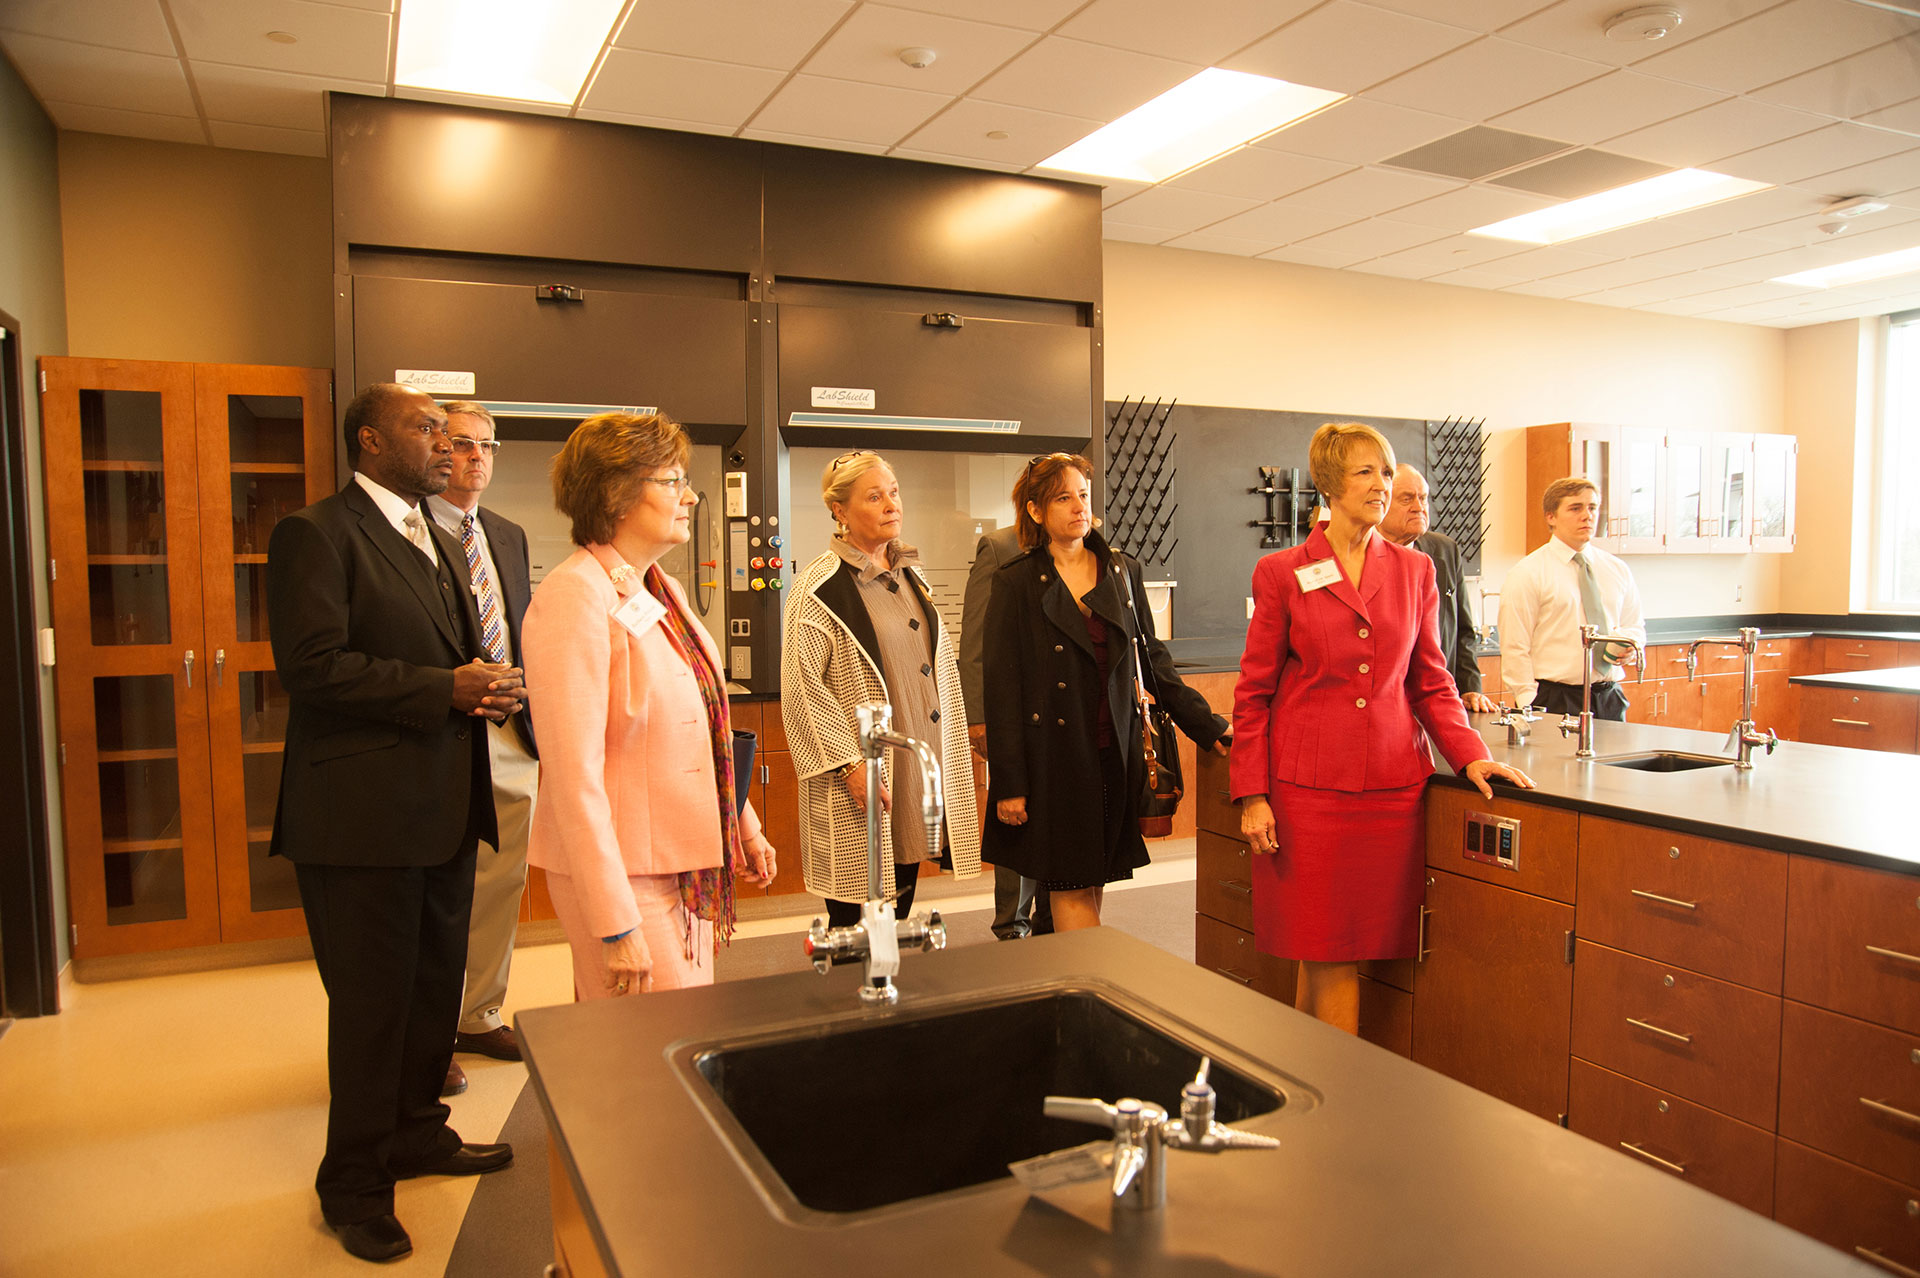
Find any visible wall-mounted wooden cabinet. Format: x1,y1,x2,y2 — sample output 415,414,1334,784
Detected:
41,357,334,959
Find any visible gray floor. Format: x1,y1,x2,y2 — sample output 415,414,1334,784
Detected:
446,881,1195,1277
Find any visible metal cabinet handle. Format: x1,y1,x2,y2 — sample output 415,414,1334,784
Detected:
1834,718,1874,727
1860,1097,1920,1127
1858,1247,1920,1278
1631,889,1699,911
1213,966,1256,987
1626,1017,1694,1045
1417,905,1432,963
1618,1141,1686,1176
1866,945,1920,966
183,649,194,688
1217,880,1252,898
215,648,225,686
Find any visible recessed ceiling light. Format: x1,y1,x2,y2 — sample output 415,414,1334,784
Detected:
1603,7,1682,41
1772,245,1920,289
1468,169,1772,245
395,0,625,106
1035,69,1344,185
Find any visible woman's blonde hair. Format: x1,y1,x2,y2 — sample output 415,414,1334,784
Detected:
820,449,894,532
551,412,690,546
1308,422,1395,503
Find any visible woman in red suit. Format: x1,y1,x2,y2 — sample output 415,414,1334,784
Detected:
1232,423,1533,1033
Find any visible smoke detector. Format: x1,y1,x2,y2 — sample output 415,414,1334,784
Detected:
1603,7,1683,40
899,47,937,69
1825,195,1891,220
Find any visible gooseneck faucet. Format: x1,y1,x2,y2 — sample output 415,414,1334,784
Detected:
1560,624,1645,758
803,703,946,1005
1686,626,1778,770
1044,1057,1279,1213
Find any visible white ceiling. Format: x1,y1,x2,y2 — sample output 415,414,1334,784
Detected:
3,0,1919,328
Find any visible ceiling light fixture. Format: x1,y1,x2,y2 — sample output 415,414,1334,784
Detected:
1824,195,1891,220
899,47,937,69
1772,245,1920,289
395,0,625,105
1468,169,1771,244
1035,68,1345,184
1603,7,1683,41
265,30,298,45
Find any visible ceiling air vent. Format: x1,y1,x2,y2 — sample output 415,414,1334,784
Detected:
1381,126,1571,181
1490,149,1671,199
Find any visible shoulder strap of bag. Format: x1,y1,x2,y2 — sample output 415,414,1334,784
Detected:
1115,553,1164,706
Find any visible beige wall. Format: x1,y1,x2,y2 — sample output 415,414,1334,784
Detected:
1781,318,1878,614
1102,240,1791,619
57,133,331,368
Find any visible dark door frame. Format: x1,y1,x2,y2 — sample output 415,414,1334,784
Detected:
0,308,59,1017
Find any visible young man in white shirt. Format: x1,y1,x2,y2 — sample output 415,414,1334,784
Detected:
1497,476,1645,720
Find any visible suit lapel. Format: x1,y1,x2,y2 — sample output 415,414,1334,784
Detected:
813,559,885,676
1357,533,1391,607
1038,563,1097,659
345,483,466,655
1304,524,1371,624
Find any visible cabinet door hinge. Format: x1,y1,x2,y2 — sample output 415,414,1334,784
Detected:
1564,931,1576,964
69,923,77,949
59,742,66,766
1557,1113,1569,1128
48,558,56,581
39,369,47,393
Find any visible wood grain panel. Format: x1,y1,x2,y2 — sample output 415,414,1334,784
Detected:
1357,976,1412,1059
1786,855,1920,1036
1822,638,1903,672
1775,1138,1920,1273
1194,739,1239,840
1194,912,1296,1005
1797,687,1919,754
1568,1058,1775,1216
1426,784,1578,904
1194,829,1253,933
1780,1000,1920,1187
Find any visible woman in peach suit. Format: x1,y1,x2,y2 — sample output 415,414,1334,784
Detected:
523,413,775,999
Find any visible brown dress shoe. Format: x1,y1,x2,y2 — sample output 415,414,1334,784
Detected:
452,1025,522,1061
441,1060,467,1097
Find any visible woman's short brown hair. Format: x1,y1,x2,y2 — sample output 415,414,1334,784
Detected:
1013,452,1094,551
551,412,690,547
1308,422,1396,503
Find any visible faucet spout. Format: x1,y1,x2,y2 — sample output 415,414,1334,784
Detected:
1684,628,1776,770
1566,626,1644,759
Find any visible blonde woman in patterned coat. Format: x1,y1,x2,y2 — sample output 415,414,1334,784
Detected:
782,450,981,926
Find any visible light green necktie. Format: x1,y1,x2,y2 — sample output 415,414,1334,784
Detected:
1573,550,1617,674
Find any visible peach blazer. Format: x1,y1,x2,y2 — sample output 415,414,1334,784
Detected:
523,545,764,939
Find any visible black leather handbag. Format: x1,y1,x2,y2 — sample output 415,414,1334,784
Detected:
1120,561,1183,837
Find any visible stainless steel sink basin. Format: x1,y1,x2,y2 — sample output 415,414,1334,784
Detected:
681,986,1289,1219
1592,750,1735,772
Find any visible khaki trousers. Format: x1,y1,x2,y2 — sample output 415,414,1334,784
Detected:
459,719,537,1034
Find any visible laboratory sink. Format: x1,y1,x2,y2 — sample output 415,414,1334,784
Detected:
683,986,1287,1218
1592,750,1735,772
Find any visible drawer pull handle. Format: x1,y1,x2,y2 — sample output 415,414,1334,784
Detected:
1857,1247,1920,1278
1630,889,1699,911
1626,1017,1693,1045
1213,966,1256,987
1417,906,1432,964
1833,718,1874,727
1867,945,1920,967
1618,1141,1686,1176
1860,1097,1920,1127
1218,879,1252,898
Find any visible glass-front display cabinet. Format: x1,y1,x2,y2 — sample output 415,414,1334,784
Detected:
41,358,332,958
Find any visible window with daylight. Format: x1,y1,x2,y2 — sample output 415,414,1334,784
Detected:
1871,310,1920,608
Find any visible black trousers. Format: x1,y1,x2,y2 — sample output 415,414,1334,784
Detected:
295,840,476,1223
825,861,921,929
1533,677,1629,722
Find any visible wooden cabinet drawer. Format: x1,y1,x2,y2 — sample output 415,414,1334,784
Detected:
1357,975,1411,1059
1357,956,1415,993
1571,941,1782,1129
1426,784,1578,905
1781,1000,1920,1187
1194,748,1239,841
1194,913,1295,1005
1797,687,1920,753
1775,1138,1920,1274
1195,829,1253,933
1575,815,1787,992
1786,856,1920,1036
1824,638,1903,672
1568,1058,1775,1216
755,697,788,753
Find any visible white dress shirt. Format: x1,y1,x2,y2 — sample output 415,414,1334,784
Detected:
353,471,438,567
1496,536,1645,707
425,494,514,663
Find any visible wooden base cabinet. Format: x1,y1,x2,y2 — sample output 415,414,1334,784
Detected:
1568,1059,1775,1216
1775,1139,1920,1276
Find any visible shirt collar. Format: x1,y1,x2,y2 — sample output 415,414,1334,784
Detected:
423,493,482,536
1548,536,1587,563
353,471,427,538
832,536,919,584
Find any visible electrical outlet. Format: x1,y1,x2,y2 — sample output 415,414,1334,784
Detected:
730,619,751,637
1734,585,1743,603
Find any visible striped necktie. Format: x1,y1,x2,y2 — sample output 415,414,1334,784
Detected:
460,513,508,664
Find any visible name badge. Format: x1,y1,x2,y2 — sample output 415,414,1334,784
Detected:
611,589,667,638
1295,560,1341,593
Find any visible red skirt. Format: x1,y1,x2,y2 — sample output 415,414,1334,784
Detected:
1250,780,1426,962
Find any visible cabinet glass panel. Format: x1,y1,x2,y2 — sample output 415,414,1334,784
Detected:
1623,435,1660,540
229,396,307,642
235,670,297,911
1711,444,1749,541
1576,436,1613,518
81,388,171,645
1754,445,1789,540
95,674,187,924
1669,439,1705,548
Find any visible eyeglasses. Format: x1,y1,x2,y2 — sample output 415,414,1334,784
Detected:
1027,452,1078,470
450,438,501,457
830,449,878,469
637,474,695,494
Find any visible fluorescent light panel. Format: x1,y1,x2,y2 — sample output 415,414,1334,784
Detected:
1468,169,1772,245
395,0,624,105
1773,245,1920,288
1037,69,1345,184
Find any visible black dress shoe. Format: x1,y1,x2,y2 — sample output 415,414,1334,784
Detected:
327,1213,412,1263
394,1141,514,1179
453,1026,522,1060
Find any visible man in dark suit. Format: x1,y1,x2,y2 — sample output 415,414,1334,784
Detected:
268,383,527,1263
960,523,1051,938
1382,464,1497,712
426,402,538,1090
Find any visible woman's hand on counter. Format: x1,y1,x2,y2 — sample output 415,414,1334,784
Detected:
603,933,652,996
1462,691,1498,714
1240,795,1276,855
1463,759,1534,799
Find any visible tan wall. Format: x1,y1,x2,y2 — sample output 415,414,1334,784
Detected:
57,132,330,368
1102,239,1791,619
1781,319,1877,614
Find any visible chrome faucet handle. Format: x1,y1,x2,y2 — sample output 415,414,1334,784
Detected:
896,910,947,953
1164,1057,1280,1154
1558,715,1580,739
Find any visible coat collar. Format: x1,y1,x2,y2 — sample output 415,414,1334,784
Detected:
1301,522,1390,623
1034,531,1135,660
343,479,465,653
808,554,941,676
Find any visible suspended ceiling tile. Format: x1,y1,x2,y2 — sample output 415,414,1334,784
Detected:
1224,1,1478,95
1750,34,1920,121
1,33,196,117
0,0,176,55
1531,256,1676,293
1426,264,1538,288
1858,96,1920,137
1356,232,1531,274
1100,177,1154,206
1648,184,1833,239
1625,232,1782,274
1382,124,1570,178
1496,0,1791,69
1789,145,1920,201
1387,180,1557,231
1101,220,1176,244
1502,275,1596,297
207,119,325,156
1290,215,1449,257
800,5,1037,94
1283,164,1462,216
1348,254,1448,279
572,107,738,138
1368,36,1613,121
1603,96,1829,167
1258,241,1375,268
1490,147,1668,196
887,147,1026,172
1492,70,1725,146
391,86,571,116
737,126,892,155
1680,279,1818,308
1253,96,1466,164
1103,185,1261,232
44,99,205,143
1713,121,1917,185
1478,243,1612,276
582,49,785,128
1205,198,1354,243
748,73,950,146
1637,293,1750,316
900,98,1102,168
1534,213,1715,257
1057,0,1317,66
885,0,1083,30
1631,0,1917,94
1166,146,1354,201
192,63,384,131
614,0,853,70
1161,229,1284,256
1364,0,1553,31
1573,279,1703,307
170,0,390,80
970,36,1196,119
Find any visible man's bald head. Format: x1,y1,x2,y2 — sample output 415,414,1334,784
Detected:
1382,463,1430,545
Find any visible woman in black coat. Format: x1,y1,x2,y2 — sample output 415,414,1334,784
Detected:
981,453,1228,931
